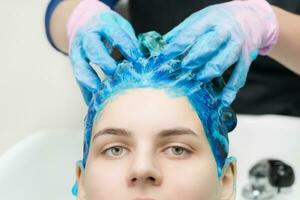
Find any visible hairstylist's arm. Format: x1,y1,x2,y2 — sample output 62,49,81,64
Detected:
48,0,143,105
49,0,81,53
157,0,280,107
268,6,300,75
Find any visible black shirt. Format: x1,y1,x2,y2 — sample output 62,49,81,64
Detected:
128,0,300,117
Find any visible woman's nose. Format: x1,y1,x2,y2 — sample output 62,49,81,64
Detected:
126,149,163,187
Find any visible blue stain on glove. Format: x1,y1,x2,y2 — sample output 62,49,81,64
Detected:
69,11,144,105
154,1,273,107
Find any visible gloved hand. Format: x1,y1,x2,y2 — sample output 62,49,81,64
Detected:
67,0,143,105
157,0,279,106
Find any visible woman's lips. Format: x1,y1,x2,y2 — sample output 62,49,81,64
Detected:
132,198,156,200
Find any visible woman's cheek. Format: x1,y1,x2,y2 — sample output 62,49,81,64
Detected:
84,159,127,200
170,168,218,200
162,156,219,200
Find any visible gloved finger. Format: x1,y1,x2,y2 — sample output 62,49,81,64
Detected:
82,32,117,76
70,44,102,105
77,82,93,106
181,28,231,70
196,40,242,82
163,10,208,43
99,15,144,62
159,22,213,64
111,11,138,42
220,51,252,106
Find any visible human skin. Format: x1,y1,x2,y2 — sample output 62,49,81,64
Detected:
75,88,236,200
50,1,300,75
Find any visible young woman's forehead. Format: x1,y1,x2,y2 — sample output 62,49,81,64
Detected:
92,88,205,139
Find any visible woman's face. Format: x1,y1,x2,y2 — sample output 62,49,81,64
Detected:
76,88,236,200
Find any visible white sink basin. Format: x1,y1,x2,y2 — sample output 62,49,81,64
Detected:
0,130,82,200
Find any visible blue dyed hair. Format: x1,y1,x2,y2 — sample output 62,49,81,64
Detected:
72,31,237,196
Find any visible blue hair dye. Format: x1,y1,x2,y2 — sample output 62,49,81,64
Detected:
72,31,237,196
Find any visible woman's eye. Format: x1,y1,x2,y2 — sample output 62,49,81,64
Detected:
101,145,192,158
102,146,128,157
165,146,192,157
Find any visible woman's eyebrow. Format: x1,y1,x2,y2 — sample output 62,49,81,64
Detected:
92,127,199,142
